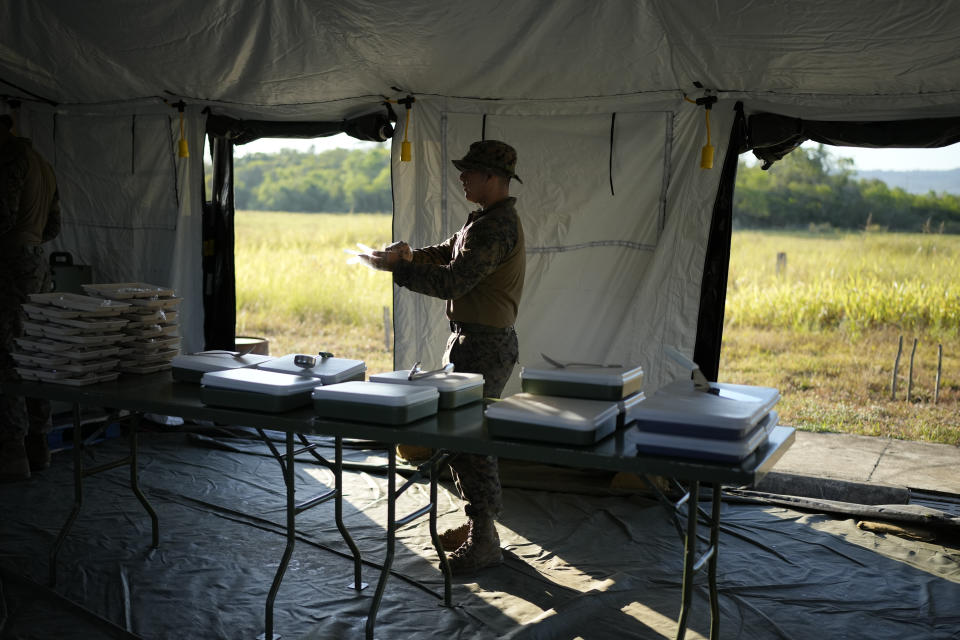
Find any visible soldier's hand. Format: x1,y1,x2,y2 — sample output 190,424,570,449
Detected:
383,241,412,262
360,250,402,272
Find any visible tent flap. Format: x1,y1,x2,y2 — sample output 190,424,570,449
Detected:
749,113,960,168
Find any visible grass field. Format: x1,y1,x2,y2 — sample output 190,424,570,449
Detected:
234,211,396,374
235,212,960,445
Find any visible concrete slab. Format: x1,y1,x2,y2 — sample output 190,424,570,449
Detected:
771,431,890,483
767,430,960,500
870,439,960,494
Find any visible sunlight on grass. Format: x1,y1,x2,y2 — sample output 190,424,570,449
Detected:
726,231,960,335
234,211,395,373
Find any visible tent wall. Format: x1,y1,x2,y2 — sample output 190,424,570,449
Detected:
5,102,205,354
392,95,735,393
4,1,959,384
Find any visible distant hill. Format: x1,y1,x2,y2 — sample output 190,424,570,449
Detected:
855,168,960,195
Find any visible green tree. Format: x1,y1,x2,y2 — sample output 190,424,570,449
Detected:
232,146,391,213
734,145,960,233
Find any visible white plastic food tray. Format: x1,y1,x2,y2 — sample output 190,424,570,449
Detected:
257,354,366,384
631,379,780,439
634,411,778,462
369,370,484,408
521,360,644,400
312,381,439,424
485,392,621,445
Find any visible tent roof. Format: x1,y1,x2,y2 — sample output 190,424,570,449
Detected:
4,1,960,120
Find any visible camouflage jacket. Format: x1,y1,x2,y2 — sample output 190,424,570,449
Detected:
0,136,61,245
394,197,525,328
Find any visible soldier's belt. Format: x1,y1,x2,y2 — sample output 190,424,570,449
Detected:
449,320,514,335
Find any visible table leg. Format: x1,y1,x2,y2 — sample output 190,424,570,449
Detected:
334,436,365,591
49,403,83,587
675,479,699,640
429,455,452,606
365,446,396,640
128,413,159,548
264,432,296,640
708,484,721,639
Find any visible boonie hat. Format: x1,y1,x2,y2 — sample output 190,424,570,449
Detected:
452,140,522,183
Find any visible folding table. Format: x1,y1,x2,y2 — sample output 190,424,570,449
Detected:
4,372,795,640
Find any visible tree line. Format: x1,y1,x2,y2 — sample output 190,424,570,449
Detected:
735,145,960,233
231,144,960,232
233,147,391,213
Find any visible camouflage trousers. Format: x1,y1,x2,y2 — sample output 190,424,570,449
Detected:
442,325,518,519
0,244,51,442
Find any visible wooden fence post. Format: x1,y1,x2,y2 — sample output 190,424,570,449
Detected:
907,337,918,402
776,252,787,276
891,335,903,400
935,343,943,405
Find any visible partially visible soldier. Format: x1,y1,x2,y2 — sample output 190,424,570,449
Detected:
0,113,61,482
362,140,525,575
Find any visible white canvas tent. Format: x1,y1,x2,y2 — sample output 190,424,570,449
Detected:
3,0,960,391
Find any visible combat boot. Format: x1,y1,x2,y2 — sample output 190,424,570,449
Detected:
438,521,470,551
395,443,433,463
0,437,30,483
445,517,502,575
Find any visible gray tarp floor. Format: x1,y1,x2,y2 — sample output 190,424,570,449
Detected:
1,420,959,640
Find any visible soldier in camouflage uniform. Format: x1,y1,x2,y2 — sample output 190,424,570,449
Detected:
363,140,525,574
0,114,61,482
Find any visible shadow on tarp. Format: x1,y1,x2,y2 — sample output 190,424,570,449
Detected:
1,425,959,639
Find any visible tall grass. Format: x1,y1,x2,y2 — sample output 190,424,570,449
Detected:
726,230,960,335
235,211,392,324
234,211,394,370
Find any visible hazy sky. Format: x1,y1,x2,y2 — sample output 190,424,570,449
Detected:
234,134,960,172
233,135,385,157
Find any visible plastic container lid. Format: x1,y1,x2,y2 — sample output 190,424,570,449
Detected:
257,354,366,384
201,368,321,396
521,360,644,386
484,392,620,429
311,381,439,407
369,369,483,392
172,351,273,373
632,379,780,436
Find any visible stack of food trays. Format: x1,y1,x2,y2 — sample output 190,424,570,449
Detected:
483,358,646,446
81,283,182,374
14,292,132,386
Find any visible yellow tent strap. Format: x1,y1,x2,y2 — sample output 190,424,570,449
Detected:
177,102,189,158
684,94,714,169
401,105,411,162
387,95,415,161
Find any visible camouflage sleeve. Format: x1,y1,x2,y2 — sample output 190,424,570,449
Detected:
410,235,454,265
394,213,517,300
0,149,28,236
41,188,61,242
